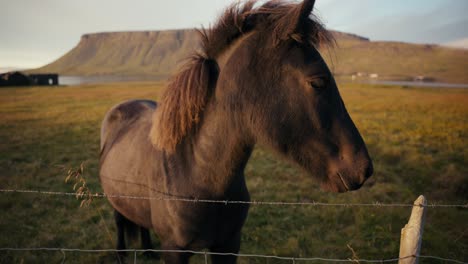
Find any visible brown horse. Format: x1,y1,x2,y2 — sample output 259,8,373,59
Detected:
99,0,373,263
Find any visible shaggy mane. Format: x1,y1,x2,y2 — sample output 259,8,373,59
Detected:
151,0,333,152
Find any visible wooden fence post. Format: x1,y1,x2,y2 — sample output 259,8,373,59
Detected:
399,195,427,264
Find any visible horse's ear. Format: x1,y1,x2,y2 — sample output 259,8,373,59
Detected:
150,55,218,153
298,0,316,26
274,0,316,43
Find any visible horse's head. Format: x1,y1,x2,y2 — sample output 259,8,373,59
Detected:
217,0,373,192
151,0,372,193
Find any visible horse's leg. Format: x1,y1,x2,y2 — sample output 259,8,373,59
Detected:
161,243,191,264
210,231,241,264
140,227,152,249
140,227,159,259
114,210,127,260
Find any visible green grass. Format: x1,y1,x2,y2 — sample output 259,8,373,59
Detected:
0,82,467,263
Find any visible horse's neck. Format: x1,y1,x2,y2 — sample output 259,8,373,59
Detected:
163,34,256,198
171,104,253,198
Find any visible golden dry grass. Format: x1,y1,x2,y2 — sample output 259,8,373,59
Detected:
0,82,466,263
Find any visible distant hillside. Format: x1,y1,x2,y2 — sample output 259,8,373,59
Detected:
31,29,468,83
31,30,199,78
330,37,468,83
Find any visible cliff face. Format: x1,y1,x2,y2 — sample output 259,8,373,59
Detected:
32,29,468,83
34,30,199,78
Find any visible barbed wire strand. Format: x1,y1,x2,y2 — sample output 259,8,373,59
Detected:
0,248,466,264
0,189,466,208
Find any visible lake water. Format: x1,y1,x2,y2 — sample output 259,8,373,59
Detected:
361,80,468,89
59,76,162,86
59,76,468,89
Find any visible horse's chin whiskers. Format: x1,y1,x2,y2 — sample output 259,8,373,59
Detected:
337,172,349,191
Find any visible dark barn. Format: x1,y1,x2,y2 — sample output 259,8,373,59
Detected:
0,72,59,87
0,72,31,86
29,74,59,85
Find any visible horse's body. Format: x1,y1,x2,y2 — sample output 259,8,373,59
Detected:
100,1,373,263
100,99,250,257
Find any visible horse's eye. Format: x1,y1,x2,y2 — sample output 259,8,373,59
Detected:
309,78,327,91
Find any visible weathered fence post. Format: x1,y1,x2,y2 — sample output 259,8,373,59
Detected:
399,195,427,264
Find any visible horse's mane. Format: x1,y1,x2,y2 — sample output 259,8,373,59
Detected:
150,0,333,152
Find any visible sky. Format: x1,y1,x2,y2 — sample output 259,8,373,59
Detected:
1,0,467,69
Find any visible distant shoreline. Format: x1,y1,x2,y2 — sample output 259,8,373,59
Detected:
59,75,166,86
356,80,468,89
58,75,468,89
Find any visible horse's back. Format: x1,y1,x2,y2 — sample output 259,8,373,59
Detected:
100,99,156,153
99,99,158,228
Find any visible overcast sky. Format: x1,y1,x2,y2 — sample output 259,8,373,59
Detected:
1,0,467,69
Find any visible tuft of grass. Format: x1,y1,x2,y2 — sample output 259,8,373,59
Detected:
0,82,467,263
63,162,95,207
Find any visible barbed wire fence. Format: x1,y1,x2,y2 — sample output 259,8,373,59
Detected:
0,188,467,263
1,188,466,208
1,247,467,264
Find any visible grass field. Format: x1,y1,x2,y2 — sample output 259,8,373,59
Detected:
0,82,467,263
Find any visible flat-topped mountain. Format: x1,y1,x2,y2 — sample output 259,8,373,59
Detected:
32,30,199,79
31,29,468,83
